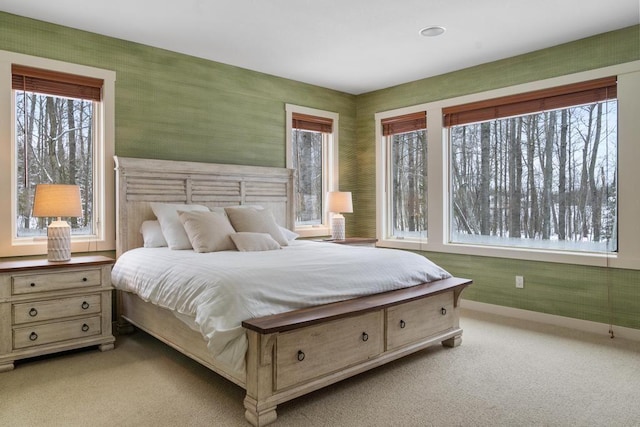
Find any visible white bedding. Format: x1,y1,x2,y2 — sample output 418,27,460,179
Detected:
111,240,451,375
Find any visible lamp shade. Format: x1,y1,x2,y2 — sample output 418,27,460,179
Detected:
326,191,353,213
33,184,82,218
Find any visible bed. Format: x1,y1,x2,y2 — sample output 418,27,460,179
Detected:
112,156,472,426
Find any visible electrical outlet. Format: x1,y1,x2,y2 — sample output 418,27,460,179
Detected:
515,275,524,289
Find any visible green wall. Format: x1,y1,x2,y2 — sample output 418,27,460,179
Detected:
0,12,356,170
353,26,640,330
1,11,638,331
421,251,640,330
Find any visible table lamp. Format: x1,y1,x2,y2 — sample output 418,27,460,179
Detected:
327,191,353,240
33,184,82,262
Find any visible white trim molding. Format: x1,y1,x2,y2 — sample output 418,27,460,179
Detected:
0,50,116,257
285,103,339,238
461,299,640,342
375,60,640,270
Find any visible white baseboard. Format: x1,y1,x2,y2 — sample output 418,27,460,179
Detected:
461,299,640,342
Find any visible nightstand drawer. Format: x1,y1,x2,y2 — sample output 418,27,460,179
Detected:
13,316,102,349
13,294,101,325
12,269,102,295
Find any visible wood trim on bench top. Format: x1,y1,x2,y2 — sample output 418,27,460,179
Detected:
242,277,472,334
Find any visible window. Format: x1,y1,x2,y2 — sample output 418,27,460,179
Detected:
382,112,427,240
0,52,115,257
286,104,338,237
444,77,617,253
14,65,101,239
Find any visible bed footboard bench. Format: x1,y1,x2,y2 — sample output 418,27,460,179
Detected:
241,276,471,426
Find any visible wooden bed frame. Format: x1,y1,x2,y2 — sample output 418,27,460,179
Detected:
114,156,472,426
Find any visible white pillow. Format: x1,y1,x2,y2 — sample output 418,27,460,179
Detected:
224,207,289,246
150,202,210,250
279,226,299,241
177,210,236,253
222,205,296,241
230,232,281,252
140,220,168,248
210,206,226,215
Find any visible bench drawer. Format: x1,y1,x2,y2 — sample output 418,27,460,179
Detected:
276,311,383,390
386,291,455,351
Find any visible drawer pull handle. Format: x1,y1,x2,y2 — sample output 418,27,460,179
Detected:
82,277,88,282
361,332,369,342
400,320,406,329
81,324,90,332
29,332,38,341
297,350,305,362
441,307,447,315
30,282,36,287
29,308,38,317
81,301,90,310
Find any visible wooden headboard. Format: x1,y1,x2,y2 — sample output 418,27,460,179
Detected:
114,156,295,257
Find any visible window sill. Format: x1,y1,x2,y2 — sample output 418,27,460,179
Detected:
4,238,115,258
295,226,331,239
377,237,621,268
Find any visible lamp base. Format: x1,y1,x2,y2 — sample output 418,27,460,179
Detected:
331,214,346,240
47,220,71,262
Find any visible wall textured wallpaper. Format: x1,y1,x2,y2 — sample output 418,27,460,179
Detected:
0,12,356,170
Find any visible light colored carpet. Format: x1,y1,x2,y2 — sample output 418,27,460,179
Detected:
1,308,639,426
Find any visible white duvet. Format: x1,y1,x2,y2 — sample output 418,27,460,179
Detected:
111,240,451,375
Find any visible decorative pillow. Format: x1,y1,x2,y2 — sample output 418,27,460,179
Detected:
279,226,299,242
227,206,297,241
210,206,226,215
150,202,210,250
177,210,236,253
139,220,168,248
224,207,289,246
230,232,281,252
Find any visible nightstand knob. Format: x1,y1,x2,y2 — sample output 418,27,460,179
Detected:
30,282,36,287
81,324,90,332
81,301,90,310
82,277,88,282
297,350,305,362
29,332,38,341
361,332,369,342
400,320,406,329
441,307,447,315
29,308,38,317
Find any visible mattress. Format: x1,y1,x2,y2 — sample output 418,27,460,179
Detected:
111,240,451,374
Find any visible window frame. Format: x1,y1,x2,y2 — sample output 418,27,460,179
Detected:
381,112,428,242
285,104,339,237
375,61,640,269
0,51,116,257
445,83,617,254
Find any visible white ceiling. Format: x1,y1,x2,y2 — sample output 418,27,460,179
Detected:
1,0,638,94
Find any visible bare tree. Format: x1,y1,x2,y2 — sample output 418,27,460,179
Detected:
448,98,616,251
16,92,95,236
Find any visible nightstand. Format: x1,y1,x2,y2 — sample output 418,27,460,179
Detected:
323,237,378,247
0,255,115,372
